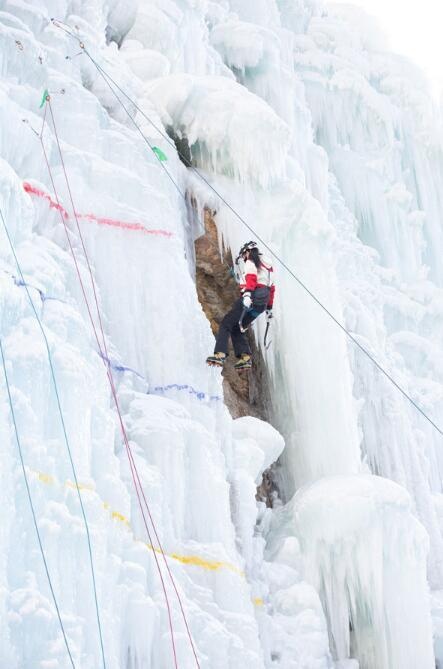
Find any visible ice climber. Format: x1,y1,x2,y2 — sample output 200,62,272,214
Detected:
206,241,275,371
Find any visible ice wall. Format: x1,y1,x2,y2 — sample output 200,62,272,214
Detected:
269,476,435,669
138,5,363,493
290,2,443,588
126,0,443,664
1,0,443,667
0,2,295,667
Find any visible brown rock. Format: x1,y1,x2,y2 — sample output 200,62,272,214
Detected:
195,208,272,420
194,207,281,507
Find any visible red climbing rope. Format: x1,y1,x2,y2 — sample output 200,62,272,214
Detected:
39,96,201,669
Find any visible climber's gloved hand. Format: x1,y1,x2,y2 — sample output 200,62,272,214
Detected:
266,308,273,322
242,292,252,310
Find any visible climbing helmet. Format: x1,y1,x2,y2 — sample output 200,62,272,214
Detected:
236,241,258,263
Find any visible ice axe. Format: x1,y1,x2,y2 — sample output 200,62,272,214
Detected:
239,307,249,333
264,320,272,350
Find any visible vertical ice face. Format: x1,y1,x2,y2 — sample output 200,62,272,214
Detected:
1,0,442,667
290,3,443,587
128,0,441,664
0,2,277,667
140,4,363,494
269,476,435,669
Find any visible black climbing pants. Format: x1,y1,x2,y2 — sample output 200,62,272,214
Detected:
215,298,266,357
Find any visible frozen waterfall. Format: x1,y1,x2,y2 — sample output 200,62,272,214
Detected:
0,0,442,667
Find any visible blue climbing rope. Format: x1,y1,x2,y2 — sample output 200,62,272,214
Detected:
0,205,107,668
0,335,75,668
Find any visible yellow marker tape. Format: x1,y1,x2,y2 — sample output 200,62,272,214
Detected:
30,467,245,577
111,511,130,526
36,471,55,485
170,552,244,576
32,464,262,607
65,480,94,492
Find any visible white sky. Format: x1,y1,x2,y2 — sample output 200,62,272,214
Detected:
328,0,443,96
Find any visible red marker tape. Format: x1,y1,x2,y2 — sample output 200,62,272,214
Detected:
23,182,174,238
23,182,69,218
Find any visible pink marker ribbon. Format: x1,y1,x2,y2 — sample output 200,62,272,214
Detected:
23,182,174,238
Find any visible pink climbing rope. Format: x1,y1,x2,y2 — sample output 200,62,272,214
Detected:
39,106,180,669
38,97,201,669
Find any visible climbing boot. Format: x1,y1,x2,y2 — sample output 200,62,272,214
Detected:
206,352,227,367
234,353,252,371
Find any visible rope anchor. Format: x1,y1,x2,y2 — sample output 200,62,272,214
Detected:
65,51,84,60
21,119,40,137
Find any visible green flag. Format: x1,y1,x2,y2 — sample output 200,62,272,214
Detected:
39,89,49,108
152,146,167,162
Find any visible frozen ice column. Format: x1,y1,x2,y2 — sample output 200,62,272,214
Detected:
269,475,435,669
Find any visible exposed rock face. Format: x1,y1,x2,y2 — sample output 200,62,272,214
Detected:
195,208,272,421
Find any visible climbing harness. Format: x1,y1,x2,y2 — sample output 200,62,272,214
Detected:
47,22,443,441
235,243,274,337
